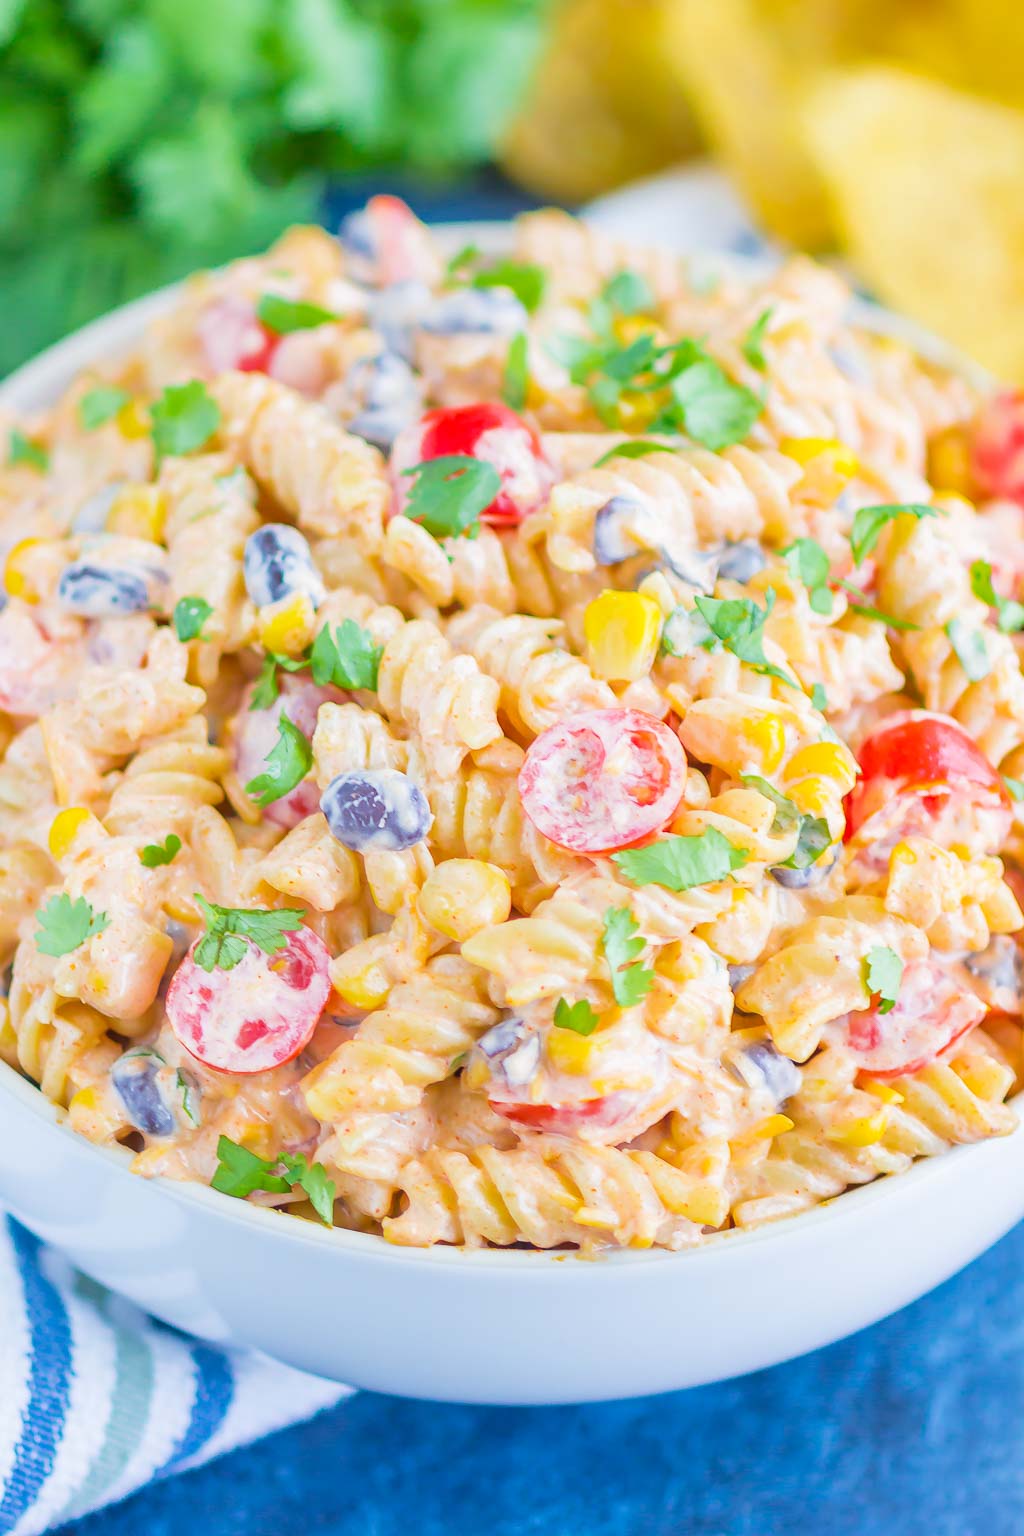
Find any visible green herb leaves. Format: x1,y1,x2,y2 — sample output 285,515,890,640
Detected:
601,907,653,1007
783,537,833,615
612,827,747,891
447,247,547,313
864,946,903,1014
257,294,338,333
139,834,182,868
309,619,382,691
244,715,313,807
970,560,1024,633
849,503,937,565
402,456,500,540
35,893,110,957
172,595,213,642
742,308,773,371
593,440,670,468
693,590,796,687
668,356,762,451
553,998,600,1036
211,1136,335,1225
9,430,48,472
79,385,131,431
192,895,303,973
150,380,220,461
741,775,831,872
501,332,529,410
945,617,990,681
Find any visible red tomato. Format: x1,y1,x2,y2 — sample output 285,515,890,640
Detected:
235,676,341,830
490,1093,637,1137
845,960,986,1078
389,403,554,527
844,710,1010,855
198,296,278,375
166,925,331,1074
972,390,1024,505
518,708,686,854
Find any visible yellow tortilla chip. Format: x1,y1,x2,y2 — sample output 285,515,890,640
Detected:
803,66,1024,381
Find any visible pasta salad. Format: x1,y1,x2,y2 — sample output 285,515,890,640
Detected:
3,197,1024,1252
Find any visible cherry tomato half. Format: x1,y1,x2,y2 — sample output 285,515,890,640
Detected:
198,296,278,375
235,676,340,830
490,1093,638,1138
166,924,331,1074
845,959,986,1078
972,390,1024,506
844,710,1010,855
390,403,554,527
518,707,686,854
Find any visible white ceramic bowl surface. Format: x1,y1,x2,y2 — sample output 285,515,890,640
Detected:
0,227,1014,1404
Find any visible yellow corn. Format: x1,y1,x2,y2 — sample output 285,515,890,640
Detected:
106,486,166,542
546,1026,598,1076
417,859,511,942
614,393,662,432
584,590,662,682
48,806,96,859
781,436,859,478
259,592,317,657
614,315,660,346
830,1105,891,1147
926,425,974,499
115,399,151,439
784,741,858,792
330,953,391,1011
860,1079,904,1105
742,713,785,774
4,538,43,602
785,776,833,816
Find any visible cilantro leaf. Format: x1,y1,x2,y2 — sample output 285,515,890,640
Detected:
150,380,220,461
742,307,773,371
139,833,182,869
35,892,110,957
402,456,500,540
501,332,528,411
693,589,797,687
612,827,747,891
249,650,308,710
864,946,903,1014
257,294,339,333
593,440,671,468
211,1136,290,1199
1003,775,1024,802
601,907,653,1007
669,357,761,450
192,894,304,973
849,503,937,565
309,620,381,691
553,997,600,1036
278,1152,336,1226
783,537,834,615
78,384,131,431
970,560,1024,633
471,259,545,313
9,429,47,472
946,618,990,682
589,270,656,335
811,682,828,712
244,714,313,807
836,581,919,631
172,595,213,642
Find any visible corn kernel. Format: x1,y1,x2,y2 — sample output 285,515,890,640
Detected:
547,1027,597,1076
784,741,858,792
615,392,661,432
742,713,785,774
860,1079,904,1105
926,425,974,498
781,436,859,478
417,859,511,942
4,538,42,601
785,776,833,816
115,399,151,439
614,315,659,345
830,1106,890,1146
584,590,662,682
259,592,317,657
331,956,391,1011
48,806,96,859
107,486,166,542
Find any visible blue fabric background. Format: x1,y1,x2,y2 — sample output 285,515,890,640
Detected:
52,1220,1024,1536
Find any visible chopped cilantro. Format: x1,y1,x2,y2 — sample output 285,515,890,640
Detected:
601,907,653,1007
849,503,938,565
742,307,773,371
257,294,338,333
150,380,220,461
211,1136,335,1225
192,894,304,973
811,682,828,712
78,385,131,431
970,560,1024,634
553,998,600,1036
693,589,797,687
593,440,672,468
612,827,747,891
172,595,213,642
35,893,109,957
741,775,831,871
501,332,528,411
278,1152,336,1225
667,357,762,451
946,618,990,681
9,430,48,472
402,456,500,540
139,833,182,868
244,714,313,808
783,537,834,615
310,619,381,691
471,259,545,313
837,581,919,631
249,650,307,710
864,946,903,1014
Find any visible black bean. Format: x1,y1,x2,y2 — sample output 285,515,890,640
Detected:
735,1040,802,1105
717,540,768,584
57,562,152,617
346,352,421,451
321,768,432,852
419,286,526,337
243,524,325,610
476,1015,540,1088
592,495,650,565
368,282,432,360
110,1048,176,1137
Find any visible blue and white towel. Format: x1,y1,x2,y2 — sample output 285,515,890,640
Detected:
0,1219,347,1535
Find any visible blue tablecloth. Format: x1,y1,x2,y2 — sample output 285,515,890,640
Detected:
51,1219,1024,1536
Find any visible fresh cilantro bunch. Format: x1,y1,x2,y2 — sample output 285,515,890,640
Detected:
0,0,549,374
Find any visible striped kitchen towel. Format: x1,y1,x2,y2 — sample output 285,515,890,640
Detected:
0,1218,348,1536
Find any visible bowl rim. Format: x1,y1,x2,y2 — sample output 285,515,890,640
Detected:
0,219,1009,1269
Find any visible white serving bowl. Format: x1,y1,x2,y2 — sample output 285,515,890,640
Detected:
0,229,1016,1405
